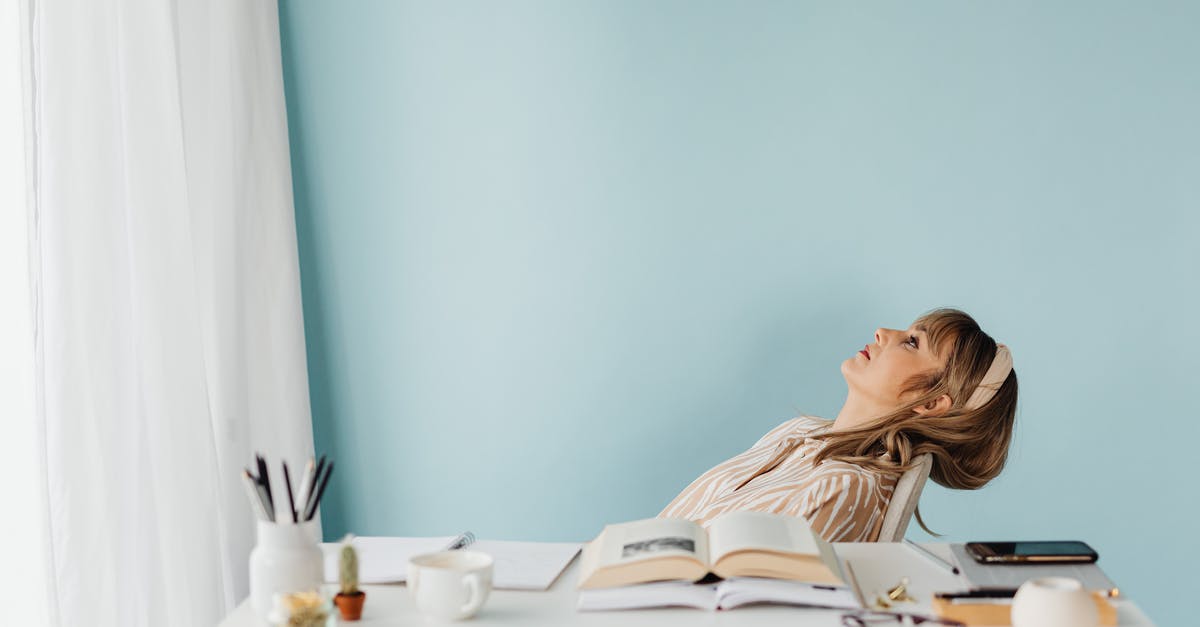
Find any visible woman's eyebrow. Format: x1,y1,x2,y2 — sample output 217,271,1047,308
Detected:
906,326,928,338
911,325,949,357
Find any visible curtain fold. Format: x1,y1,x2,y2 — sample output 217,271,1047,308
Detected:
23,1,315,624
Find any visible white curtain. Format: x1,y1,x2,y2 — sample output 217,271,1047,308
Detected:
21,1,314,624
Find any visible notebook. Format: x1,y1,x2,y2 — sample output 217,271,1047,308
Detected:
932,592,1117,627
322,536,581,591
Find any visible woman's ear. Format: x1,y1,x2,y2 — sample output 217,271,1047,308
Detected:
913,394,953,417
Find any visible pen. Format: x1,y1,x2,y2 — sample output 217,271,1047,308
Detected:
444,531,476,551
937,586,1121,600
903,538,961,576
935,588,1020,600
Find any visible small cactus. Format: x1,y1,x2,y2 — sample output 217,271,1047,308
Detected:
339,534,359,595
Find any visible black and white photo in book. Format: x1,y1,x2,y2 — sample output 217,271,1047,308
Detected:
622,537,696,558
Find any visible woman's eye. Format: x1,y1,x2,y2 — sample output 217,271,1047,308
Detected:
905,335,919,348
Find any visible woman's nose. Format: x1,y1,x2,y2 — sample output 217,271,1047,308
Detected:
875,328,885,345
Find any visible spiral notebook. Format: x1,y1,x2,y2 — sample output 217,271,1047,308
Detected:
322,536,581,591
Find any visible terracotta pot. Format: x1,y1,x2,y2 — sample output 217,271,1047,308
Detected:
334,590,366,621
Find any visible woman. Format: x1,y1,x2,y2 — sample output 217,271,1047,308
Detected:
659,308,1018,542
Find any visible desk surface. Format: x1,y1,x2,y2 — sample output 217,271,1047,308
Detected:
220,543,1154,626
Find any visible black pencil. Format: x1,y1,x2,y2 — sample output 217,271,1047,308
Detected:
304,460,334,522
282,461,298,523
254,451,273,518
307,461,326,518
307,455,327,517
256,454,274,519
309,456,326,510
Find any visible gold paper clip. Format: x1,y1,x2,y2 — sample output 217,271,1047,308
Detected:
886,577,915,603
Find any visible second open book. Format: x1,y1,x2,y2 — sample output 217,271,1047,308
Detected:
577,511,859,611
579,510,844,589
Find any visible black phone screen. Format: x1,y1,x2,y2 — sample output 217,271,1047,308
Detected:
969,540,1098,561
1001,541,1092,556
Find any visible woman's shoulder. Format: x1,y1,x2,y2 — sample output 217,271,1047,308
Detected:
792,414,833,434
753,414,833,447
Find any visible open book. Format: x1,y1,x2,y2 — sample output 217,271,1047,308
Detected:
578,577,860,612
577,511,845,590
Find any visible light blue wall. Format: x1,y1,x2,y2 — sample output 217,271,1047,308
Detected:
278,2,1197,623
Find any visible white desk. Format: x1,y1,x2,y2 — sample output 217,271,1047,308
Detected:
220,543,1155,626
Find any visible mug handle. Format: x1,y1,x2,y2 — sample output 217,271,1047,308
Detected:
460,573,485,615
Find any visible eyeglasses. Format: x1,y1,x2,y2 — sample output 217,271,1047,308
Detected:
841,611,965,627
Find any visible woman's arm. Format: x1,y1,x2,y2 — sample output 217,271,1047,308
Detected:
795,471,889,542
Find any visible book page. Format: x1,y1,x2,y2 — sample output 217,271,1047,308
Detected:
578,581,720,612
715,577,858,610
707,511,819,563
592,517,709,569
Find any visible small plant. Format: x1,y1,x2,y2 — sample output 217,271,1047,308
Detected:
273,591,330,627
339,535,359,595
334,534,366,620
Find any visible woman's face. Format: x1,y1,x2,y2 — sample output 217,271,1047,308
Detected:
841,324,949,409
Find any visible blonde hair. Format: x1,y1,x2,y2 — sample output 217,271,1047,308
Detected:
811,308,1018,533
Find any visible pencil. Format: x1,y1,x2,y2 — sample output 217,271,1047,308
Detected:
306,455,327,518
294,458,315,521
904,538,961,575
256,454,274,520
254,472,275,522
282,461,298,523
241,470,271,521
304,460,334,522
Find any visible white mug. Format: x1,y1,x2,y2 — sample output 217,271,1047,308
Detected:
408,550,494,620
1011,577,1099,627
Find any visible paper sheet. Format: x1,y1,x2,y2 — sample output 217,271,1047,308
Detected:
323,536,455,585
322,537,581,591
470,540,582,590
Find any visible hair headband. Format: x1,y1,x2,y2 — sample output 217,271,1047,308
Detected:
963,343,1012,411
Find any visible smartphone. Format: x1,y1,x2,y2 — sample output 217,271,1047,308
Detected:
965,541,1098,564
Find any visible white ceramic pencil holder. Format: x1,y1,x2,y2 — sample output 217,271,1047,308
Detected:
249,520,323,621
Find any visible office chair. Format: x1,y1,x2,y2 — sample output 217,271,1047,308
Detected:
876,453,933,542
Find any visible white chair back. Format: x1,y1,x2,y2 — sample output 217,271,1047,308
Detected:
876,453,933,542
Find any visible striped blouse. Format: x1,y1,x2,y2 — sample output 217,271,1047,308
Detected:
658,415,898,542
